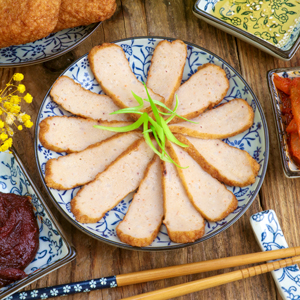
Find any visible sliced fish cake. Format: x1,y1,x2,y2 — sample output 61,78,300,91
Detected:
169,99,254,139
45,132,142,190
39,116,131,153
88,43,164,112
116,156,163,247
167,142,237,222
176,134,260,187
50,76,131,122
162,157,205,243
170,63,229,122
71,139,155,223
146,40,187,108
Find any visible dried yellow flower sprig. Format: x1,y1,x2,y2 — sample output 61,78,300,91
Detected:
0,73,33,152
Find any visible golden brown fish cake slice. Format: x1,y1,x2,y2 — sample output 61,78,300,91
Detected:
169,99,254,139
39,116,131,153
45,132,142,190
146,40,187,108
0,0,61,48
54,0,116,31
116,155,163,247
71,138,155,223
50,76,131,122
88,43,164,115
162,155,205,243
175,134,260,187
169,63,229,123
166,141,237,222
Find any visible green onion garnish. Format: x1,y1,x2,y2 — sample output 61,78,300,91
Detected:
94,83,197,167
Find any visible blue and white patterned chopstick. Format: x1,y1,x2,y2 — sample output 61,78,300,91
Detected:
5,276,117,300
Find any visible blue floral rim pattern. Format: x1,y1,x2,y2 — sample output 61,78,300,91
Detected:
0,24,99,67
35,36,269,251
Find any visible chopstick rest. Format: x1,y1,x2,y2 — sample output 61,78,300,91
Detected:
250,209,300,300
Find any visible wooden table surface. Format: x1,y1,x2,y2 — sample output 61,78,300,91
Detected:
2,1,300,299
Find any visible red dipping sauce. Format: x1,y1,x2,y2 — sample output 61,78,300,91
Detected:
0,192,39,287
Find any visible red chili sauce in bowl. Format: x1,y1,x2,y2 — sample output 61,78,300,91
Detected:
0,192,39,287
273,74,300,166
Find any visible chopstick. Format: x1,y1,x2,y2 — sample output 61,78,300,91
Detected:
121,255,300,300
8,246,300,300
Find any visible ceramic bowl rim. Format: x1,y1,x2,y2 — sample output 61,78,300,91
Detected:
0,23,100,68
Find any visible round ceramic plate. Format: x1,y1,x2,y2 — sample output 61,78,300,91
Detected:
0,24,99,67
35,37,269,250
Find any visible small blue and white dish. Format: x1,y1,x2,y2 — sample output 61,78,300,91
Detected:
0,148,76,299
250,210,300,300
0,23,99,67
35,36,269,251
267,67,300,178
193,0,300,60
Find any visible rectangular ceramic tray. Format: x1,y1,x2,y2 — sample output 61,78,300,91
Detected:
0,148,76,299
193,0,300,60
267,67,300,178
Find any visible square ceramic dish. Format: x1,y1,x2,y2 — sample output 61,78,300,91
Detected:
267,67,300,177
193,0,300,60
0,148,76,299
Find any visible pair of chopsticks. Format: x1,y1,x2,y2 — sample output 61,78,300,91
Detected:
8,247,300,300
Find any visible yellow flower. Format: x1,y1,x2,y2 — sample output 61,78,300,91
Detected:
0,144,8,152
17,84,26,93
24,93,33,103
0,110,2,115
17,125,23,130
0,120,4,128
21,113,31,123
24,120,33,128
13,73,24,81
5,113,15,125
0,133,8,141
10,95,21,104
3,102,12,110
10,105,20,114
6,138,12,147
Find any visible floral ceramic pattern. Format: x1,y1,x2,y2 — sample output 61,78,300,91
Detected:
35,37,268,250
196,0,300,51
0,24,99,67
7,276,117,300
0,150,75,299
267,68,300,177
250,210,300,300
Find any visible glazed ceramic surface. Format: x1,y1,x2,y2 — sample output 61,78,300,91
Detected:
250,210,300,300
193,0,300,60
0,149,76,299
35,37,269,250
0,24,99,67
267,67,300,177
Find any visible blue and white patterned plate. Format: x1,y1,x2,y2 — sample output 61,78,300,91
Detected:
34,37,269,250
0,149,76,299
0,24,99,67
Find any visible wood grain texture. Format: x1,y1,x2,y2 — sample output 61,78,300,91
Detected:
2,0,300,299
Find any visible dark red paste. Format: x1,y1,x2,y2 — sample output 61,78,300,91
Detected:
0,192,39,287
